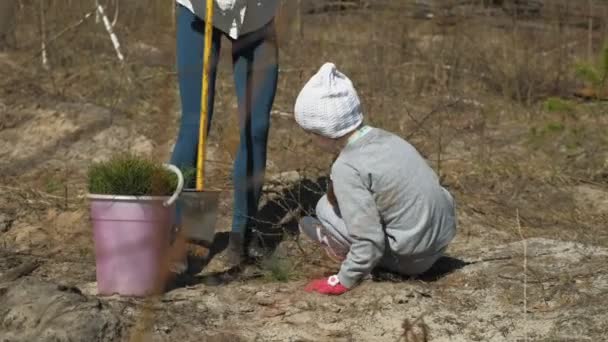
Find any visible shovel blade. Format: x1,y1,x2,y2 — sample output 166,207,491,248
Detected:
179,189,220,244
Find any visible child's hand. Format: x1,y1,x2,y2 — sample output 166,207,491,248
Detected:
304,275,349,295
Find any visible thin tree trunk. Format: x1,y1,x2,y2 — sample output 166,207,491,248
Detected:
172,0,176,27
588,0,593,61
0,0,18,50
296,0,303,37
39,0,50,70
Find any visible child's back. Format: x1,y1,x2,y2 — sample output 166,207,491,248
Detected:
332,126,456,258
294,62,457,293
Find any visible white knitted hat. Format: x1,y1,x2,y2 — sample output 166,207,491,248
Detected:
294,63,363,139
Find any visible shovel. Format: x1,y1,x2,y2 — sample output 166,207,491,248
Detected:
179,0,220,251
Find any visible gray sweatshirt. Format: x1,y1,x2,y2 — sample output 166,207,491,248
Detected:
332,127,457,288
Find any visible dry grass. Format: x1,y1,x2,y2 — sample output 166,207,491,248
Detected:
2,0,607,285
2,0,607,274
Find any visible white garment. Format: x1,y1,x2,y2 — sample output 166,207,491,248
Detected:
294,63,363,139
175,0,278,39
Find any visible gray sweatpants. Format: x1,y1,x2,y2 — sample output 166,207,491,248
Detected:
314,195,444,276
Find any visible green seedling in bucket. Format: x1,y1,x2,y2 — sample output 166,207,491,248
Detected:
88,154,179,196
87,153,184,297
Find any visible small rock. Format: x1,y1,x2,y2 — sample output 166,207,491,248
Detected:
379,295,394,306
0,213,14,233
256,297,275,306
78,282,98,297
285,312,313,325
276,286,292,293
155,325,171,334
295,301,312,311
269,171,301,185
284,307,302,316
57,284,82,295
238,304,255,313
325,315,340,323
394,292,411,304
415,289,432,298
262,308,286,318
266,160,279,173
255,290,272,298
122,306,136,317
321,303,341,313
240,285,256,293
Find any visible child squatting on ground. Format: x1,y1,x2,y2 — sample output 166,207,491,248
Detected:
294,63,458,296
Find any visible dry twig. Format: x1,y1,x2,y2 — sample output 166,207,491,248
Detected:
398,310,431,342
516,209,528,342
0,260,40,285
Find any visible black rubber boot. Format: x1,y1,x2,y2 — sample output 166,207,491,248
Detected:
245,228,270,262
226,232,246,267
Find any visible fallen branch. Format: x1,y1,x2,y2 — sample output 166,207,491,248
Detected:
0,260,40,284
306,1,363,14
406,99,462,140
271,109,293,119
399,310,431,342
28,9,96,62
467,251,552,264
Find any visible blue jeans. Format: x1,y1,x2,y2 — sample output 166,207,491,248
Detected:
171,5,278,235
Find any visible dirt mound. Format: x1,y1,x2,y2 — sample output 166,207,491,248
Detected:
221,237,607,341
67,237,608,342
0,276,123,342
202,237,603,342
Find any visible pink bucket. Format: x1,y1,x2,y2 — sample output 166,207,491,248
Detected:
88,164,183,297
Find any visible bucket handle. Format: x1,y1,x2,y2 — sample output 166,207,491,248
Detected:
162,164,184,207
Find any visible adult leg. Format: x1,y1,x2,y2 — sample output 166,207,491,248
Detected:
171,5,222,232
168,5,223,273
171,4,222,185
230,21,278,253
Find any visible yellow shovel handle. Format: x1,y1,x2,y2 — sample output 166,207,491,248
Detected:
196,0,214,191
